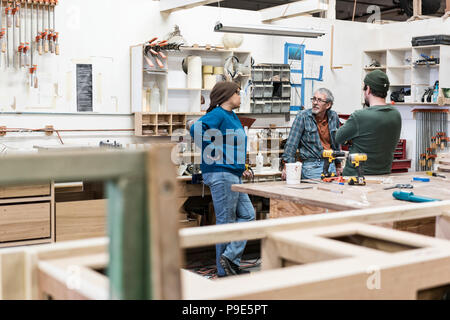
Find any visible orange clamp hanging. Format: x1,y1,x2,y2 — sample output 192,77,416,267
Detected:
5,6,12,28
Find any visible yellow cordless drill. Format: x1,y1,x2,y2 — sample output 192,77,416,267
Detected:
347,153,368,186
322,150,346,180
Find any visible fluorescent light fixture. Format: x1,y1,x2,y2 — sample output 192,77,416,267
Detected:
214,21,325,38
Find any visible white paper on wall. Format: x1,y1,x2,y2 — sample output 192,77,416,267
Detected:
304,51,323,80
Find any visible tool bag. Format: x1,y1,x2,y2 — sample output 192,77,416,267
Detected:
412,35,450,47
390,87,411,103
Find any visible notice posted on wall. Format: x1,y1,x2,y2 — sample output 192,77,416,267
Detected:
76,64,93,112
287,46,302,70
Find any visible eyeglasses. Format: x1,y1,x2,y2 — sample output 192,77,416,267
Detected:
310,97,328,104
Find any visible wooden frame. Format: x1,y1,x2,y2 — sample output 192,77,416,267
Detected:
0,183,54,248
259,0,329,23
1,148,449,300
0,146,181,300
159,0,223,14
1,199,449,299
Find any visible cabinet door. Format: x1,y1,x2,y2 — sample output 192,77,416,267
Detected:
0,203,51,242
55,199,107,242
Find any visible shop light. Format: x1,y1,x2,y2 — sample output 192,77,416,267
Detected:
214,21,325,38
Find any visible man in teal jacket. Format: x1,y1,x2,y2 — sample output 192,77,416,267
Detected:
336,70,402,176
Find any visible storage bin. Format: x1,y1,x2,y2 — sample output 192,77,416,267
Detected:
263,100,272,113
282,84,291,98
272,99,281,113
263,85,273,98
253,85,264,98
281,67,291,82
263,68,273,82
252,67,264,82
254,100,264,113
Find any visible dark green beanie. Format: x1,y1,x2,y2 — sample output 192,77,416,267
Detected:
364,70,390,94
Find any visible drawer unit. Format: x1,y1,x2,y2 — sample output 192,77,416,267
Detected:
0,202,51,243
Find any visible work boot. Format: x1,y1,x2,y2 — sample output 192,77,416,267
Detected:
230,261,250,275
219,255,237,276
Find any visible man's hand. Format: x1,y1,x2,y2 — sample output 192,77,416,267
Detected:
243,170,254,180
281,165,286,180
336,164,343,176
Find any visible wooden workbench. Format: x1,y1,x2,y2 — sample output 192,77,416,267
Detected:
232,172,450,235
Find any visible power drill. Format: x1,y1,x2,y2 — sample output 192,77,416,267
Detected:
322,150,346,180
347,153,367,186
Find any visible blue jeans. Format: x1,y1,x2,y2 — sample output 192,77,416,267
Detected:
302,159,336,180
202,171,256,276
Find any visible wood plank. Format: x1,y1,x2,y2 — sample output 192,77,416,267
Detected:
147,145,183,300
0,203,51,243
194,254,450,299
38,261,108,300
0,250,26,299
436,214,450,240
55,200,107,242
186,224,450,300
0,150,147,186
260,0,328,22
0,238,52,249
413,0,422,16
179,200,450,248
160,0,223,14
0,184,50,199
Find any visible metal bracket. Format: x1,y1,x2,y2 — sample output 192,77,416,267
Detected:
45,125,54,136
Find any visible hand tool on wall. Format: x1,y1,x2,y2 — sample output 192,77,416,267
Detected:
426,171,446,178
0,27,5,59
347,153,368,186
38,0,43,55
14,0,19,28
0,1,4,64
42,0,48,53
393,190,440,203
12,1,18,68
383,184,414,190
34,0,40,54
419,153,426,171
144,37,165,69
23,41,29,66
30,63,37,87
24,0,31,66
5,2,11,68
52,0,58,55
17,1,23,68
6,1,12,28
321,150,346,180
48,0,52,53
18,41,23,67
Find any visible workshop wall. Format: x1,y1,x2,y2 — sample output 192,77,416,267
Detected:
0,0,446,162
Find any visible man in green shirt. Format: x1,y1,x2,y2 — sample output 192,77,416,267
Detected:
336,70,402,176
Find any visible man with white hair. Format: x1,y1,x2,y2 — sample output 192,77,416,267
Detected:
282,88,342,180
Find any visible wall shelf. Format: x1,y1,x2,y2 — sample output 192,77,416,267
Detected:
134,112,188,137
132,44,252,114
363,45,449,105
